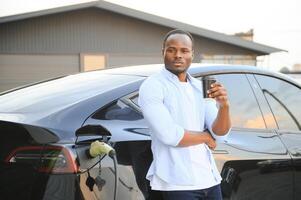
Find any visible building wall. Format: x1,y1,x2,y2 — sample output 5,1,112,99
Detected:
0,54,79,91
0,8,164,55
0,8,257,65
0,7,260,91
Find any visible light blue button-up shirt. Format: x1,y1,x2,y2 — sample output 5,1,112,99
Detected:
138,68,228,186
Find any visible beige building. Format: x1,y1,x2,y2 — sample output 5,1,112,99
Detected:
0,1,283,92
292,64,301,71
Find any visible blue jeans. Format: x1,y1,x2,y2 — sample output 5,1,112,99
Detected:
161,184,222,200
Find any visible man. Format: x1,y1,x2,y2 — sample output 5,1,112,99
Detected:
138,29,231,200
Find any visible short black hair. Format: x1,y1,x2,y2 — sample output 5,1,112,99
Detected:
162,29,194,49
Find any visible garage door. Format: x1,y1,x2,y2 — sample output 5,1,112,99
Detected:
0,54,79,92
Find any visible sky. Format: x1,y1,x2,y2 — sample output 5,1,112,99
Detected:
1,0,300,71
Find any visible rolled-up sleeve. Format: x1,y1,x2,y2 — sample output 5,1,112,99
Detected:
204,100,230,142
138,78,184,146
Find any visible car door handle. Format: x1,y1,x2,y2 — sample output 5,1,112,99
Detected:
289,149,301,157
212,150,229,154
257,159,291,167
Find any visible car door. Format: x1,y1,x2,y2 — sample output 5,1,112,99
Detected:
254,74,301,200
197,73,294,200
76,96,151,200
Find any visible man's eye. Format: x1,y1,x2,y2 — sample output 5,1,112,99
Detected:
167,49,175,53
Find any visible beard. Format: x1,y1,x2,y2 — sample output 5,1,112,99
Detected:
165,64,189,75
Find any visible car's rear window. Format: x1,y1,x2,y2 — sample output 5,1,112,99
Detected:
0,72,143,114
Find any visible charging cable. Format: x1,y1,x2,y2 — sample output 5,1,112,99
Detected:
87,140,118,200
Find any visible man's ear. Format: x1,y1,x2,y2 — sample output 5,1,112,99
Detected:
162,48,165,56
192,50,194,59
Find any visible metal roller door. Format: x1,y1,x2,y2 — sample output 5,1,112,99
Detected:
0,54,79,92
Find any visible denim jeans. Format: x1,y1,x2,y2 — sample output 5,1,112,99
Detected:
161,184,223,200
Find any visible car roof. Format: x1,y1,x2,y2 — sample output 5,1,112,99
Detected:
101,63,300,85
0,63,299,140
101,63,257,75
0,63,298,117
101,63,286,79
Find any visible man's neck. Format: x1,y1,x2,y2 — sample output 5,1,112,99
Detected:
165,68,187,82
177,73,187,82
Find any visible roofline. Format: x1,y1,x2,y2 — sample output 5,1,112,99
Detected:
95,1,284,54
0,0,285,54
0,1,99,24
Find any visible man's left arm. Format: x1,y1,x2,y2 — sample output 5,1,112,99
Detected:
208,82,231,136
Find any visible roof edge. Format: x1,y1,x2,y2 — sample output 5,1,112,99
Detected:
0,0,285,54
95,1,285,54
0,0,99,24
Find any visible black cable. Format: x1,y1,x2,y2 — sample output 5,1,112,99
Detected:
79,154,106,174
108,167,134,191
112,154,118,200
78,143,118,200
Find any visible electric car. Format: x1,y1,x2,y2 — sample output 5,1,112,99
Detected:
0,64,301,200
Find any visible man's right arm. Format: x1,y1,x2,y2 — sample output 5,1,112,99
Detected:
177,131,216,149
139,78,215,148
139,78,185,146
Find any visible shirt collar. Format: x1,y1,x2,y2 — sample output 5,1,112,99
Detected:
162,67,193,83
161,67,203,95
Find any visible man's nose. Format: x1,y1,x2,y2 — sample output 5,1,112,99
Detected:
175,50,183,58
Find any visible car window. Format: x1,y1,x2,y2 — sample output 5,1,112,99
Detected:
211,74,266,129
255,75,301,131
92,100,142,121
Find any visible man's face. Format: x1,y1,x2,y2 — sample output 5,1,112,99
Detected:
162,34,194,75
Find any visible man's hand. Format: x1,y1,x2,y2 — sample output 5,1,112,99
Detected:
204,131,216,150
209,82,231,136
208,82,229,108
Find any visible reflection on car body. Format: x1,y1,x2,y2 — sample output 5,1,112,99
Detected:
1,64,301,200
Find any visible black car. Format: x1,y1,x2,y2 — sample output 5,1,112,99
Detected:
1,64,301,200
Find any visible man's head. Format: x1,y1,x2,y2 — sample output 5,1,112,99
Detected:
162,29,194,75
